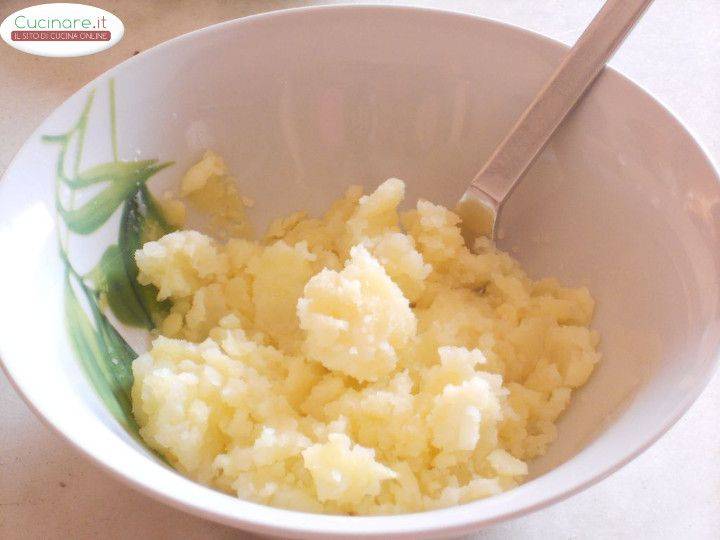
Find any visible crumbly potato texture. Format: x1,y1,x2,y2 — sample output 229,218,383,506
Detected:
131,155,600,515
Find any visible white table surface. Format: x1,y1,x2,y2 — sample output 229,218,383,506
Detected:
1,1,719,538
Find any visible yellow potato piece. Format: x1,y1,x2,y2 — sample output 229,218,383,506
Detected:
131,155,601,515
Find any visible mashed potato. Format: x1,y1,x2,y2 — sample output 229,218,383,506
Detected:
131,153,600,514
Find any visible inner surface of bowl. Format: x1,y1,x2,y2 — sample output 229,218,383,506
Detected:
1,6,719,538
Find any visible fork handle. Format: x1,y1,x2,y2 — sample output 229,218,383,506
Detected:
470,0,654,206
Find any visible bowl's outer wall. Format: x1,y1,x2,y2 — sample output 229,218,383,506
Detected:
1,6,719,539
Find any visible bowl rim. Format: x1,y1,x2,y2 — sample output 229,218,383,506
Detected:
1,4,719,538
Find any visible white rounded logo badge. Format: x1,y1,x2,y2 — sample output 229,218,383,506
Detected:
0,3,123,57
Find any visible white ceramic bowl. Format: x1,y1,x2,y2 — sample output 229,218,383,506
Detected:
1,6,719,539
